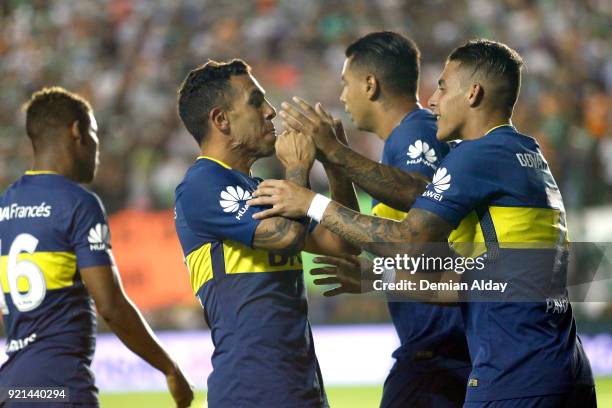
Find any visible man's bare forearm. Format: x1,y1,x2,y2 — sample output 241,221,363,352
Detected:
285,165,309,188
103,296,176,375
279,164,310,246
324,143,428,211
320,202,450,256
323,162,359,212
253,217,306,255
321,202,412,255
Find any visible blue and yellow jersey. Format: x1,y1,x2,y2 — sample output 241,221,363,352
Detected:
413,125,594,401
371,108,469,369
371,107,449,220
0,172,112,404
174,157,326,408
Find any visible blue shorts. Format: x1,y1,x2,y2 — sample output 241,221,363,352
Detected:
380,358,470,408
0,342,98,407
463,386,596,408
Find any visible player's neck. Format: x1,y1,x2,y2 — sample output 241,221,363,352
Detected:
31,153,76,181
375,99,419,141
462,111,511,140
199,147,253,174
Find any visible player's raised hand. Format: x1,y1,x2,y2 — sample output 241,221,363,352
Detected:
165,363,194,408
275,128,316,170
313,102,347,144
248,179,315,219
311,255,374,296
280,97,341,153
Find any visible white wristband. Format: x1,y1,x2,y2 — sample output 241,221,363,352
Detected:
307,194,331,222
383,267,397,284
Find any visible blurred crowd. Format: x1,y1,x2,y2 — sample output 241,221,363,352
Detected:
0,0,610,328
1,0,610,212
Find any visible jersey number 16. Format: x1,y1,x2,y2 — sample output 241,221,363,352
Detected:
0,234,47,314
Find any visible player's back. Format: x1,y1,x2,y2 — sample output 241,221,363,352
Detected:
0,171,111,404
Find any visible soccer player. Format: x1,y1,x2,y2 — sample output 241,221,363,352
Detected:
249,39,596,407
0,88,193,408
279,31,470,407
174,60,359,407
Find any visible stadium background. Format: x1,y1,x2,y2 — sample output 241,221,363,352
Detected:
0,0,610,406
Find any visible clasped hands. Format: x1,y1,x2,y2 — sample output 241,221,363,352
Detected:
249,96,346,220
249,96,347,217
247,96,368,297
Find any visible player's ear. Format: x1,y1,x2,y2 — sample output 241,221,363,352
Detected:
70,120,82,141
467,82,484,107
210,107,230,134
365,74,380,101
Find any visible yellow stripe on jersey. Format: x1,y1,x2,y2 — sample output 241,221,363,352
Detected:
488,206,568,245
372,203,407,221
448,211,486,257
1,252,77,292
223,240,303,274
185,241,304,294
24,170,60,176
449,206,567,257
185,243,214,295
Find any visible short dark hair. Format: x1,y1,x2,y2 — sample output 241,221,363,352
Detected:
177,59,251,145
23,87,92,150
448,39,524,112
345,31,421,98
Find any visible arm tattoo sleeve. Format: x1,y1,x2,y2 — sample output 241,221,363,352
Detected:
323,161,360,212
253,217,306,255
326,144,428,212
285,166,309,188
321,203,453,257
252,164,310,254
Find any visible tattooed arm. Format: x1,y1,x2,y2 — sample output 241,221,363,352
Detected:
321,120,360,213
322,144,429,212
307,204,460,303
248,181,463,301
250,171,309,255
249,179,453,255
252,217,307,255
311,206,461,303
251,129,313,255
322,203,453,255
304,122,361,256
279,97,428,211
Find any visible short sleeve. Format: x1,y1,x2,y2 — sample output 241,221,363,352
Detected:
69,192,113,268
412,143,498,228
373,117,449,220
177,168,264,247
383,119,448,179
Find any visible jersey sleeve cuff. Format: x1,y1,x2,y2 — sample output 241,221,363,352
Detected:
245,218,262,248
76,252,113,269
